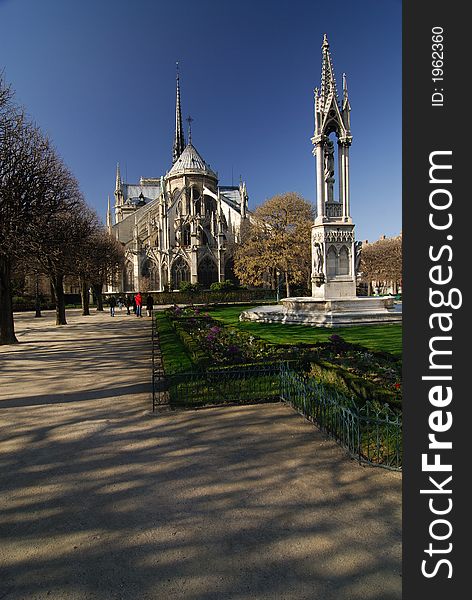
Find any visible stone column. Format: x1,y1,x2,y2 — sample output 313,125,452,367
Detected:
338,141,344,208
345,146,351,220
315,144,325,220
218,249,224,282
133,254,140,292
190,249,198,284
339,144,346,219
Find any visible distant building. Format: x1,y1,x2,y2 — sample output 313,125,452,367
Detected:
107,69,249,293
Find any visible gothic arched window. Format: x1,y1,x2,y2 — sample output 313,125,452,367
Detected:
125,262,134,292
338,246,350,275
327,246,337,277
197,255,218,288
141,259,150,278
171,256,190,289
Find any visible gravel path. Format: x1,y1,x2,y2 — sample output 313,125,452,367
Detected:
0,309,401,600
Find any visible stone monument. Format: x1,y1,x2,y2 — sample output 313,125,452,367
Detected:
241,35,401,327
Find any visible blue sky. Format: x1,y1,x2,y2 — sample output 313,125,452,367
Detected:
0,0,401,242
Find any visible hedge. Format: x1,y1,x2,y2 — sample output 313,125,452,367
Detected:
152,288,276,305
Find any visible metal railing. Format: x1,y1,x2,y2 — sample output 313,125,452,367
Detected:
279,363,402,470
167,363,281,408
151,311,169,409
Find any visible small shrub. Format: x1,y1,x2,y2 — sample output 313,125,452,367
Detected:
179,281,202,293
210,280,238,292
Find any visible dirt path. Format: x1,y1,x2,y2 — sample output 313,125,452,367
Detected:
0,310,401,599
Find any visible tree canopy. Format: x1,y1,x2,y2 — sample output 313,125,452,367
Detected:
360,234,402,294
234,192,314,297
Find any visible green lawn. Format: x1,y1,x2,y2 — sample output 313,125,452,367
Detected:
155,312,193,374
210,304,402,357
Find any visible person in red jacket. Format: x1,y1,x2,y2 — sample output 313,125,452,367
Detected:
134,292,143,317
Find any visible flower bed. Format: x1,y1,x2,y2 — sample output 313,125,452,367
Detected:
164,307,402,408
306,334,402,409
166,305,298,366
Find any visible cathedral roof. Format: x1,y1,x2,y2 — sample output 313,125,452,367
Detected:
166,143,217,179
122,182,161,204
219,187,243,211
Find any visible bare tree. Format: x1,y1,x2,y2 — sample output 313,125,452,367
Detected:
1,76,81,342
31,200,97,325
360,234,402,295
76,228,125,314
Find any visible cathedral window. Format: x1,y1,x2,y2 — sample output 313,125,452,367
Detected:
141,259,150,278
171,256,190,289
125,262,134,292
149,264,160,290
197,255,218,288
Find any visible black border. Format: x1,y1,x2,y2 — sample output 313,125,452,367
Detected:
403,1,469,596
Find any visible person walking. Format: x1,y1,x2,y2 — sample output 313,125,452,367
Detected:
125,295,131,315
109,295,116,317
146,294,154,317
134,291,143,317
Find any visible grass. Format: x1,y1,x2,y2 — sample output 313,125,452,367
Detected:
155,312,193,374
169,372,280,407
156,303,403,377
209,304,403,357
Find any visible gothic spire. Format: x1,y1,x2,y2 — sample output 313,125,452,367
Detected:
186,115,193,145
342,72,351,109
320,33,340,112
115,163,122,193
172,62,185,164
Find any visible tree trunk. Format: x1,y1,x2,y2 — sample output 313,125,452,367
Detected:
80,276,90,316
284,271,290,298
0,255,18,344
51,273,67,325
93,284,104,311
34,272,42,318
50,279,56,304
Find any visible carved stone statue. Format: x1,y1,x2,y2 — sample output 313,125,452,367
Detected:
354,240,362,274
313,241,324,275
324,140,335,203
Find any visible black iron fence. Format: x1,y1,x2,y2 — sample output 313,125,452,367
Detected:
279,364,402,470
151,288,276,306
167,363,281,408
151,312,169,408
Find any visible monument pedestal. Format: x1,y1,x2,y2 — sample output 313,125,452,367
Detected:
240,296,401,327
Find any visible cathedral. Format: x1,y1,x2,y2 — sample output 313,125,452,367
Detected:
107,69,249,293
